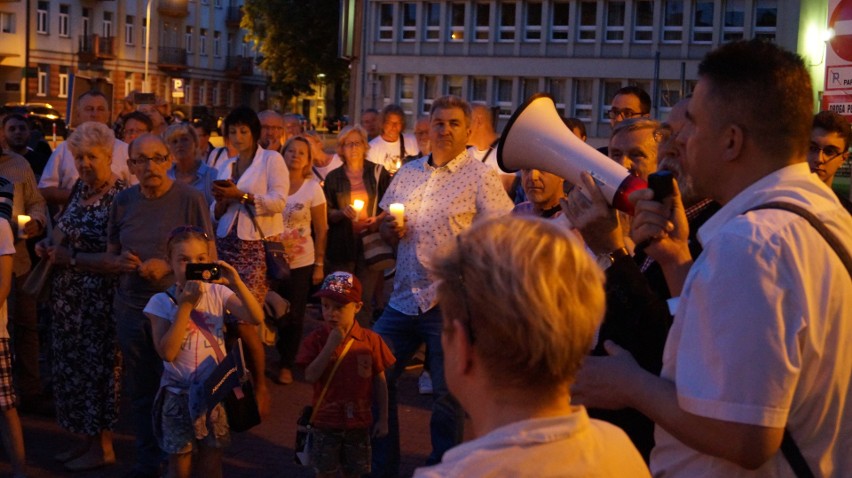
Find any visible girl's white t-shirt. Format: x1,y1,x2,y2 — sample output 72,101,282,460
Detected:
144,283,234,386
280,179,326,269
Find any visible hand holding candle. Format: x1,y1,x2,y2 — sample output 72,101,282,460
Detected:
352,199,365,220
17,215,31,239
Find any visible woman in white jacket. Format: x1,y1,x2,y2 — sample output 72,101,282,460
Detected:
211,106,289,325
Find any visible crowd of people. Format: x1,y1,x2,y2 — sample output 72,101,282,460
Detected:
0,38,847,478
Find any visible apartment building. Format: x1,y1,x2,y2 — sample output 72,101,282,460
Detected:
0,0,266,124
348,0,830,143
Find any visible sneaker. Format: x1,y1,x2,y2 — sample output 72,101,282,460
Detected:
418,371,433,395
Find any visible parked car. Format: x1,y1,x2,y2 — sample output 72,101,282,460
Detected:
323,115,349,133
1,102,69,139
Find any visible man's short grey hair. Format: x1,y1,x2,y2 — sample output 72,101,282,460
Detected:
611,117,660,140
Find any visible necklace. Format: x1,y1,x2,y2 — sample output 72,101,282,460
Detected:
80,179,111,200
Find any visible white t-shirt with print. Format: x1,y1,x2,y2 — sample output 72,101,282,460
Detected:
144,283,234,386
281,179,326,269
367,134,418,171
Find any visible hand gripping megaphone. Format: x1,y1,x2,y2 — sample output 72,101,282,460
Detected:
497,93,647,215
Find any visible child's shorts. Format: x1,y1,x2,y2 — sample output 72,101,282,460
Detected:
310,427,371,476
0,339,15,411
153,388,230,454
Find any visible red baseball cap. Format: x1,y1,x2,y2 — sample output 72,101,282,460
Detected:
313,271,363,304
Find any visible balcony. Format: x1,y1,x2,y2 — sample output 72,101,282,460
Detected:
226,6,242,28
226,56,253,77
77,35,115,63
158,47,188,71
158,0,189,17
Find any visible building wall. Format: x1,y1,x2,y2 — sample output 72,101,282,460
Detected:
354,0,816,145
0,0,266,127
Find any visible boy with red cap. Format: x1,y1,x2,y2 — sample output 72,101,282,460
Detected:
296,271,395,478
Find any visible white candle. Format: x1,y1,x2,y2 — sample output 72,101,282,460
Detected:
389,203,405,227
17,215,30,239
352,199,365,220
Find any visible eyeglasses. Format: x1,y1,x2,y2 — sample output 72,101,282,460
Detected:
454,234,476,345
608,108,645,120
808,143,846,162
341,141,364,148
128,154,170,167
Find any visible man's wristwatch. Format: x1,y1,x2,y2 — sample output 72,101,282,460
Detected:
240,192,250,204
605,247,630,265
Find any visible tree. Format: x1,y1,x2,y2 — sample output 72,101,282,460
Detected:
243,0,349,109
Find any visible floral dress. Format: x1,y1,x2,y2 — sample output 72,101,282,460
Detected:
51,178,126,435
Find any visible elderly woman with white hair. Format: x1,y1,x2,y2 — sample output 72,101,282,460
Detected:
414,216,650,477
323,125,391,326
35,121,129,471
164,122,217,205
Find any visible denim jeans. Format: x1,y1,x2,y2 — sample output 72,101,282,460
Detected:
370,305,463,478
114,298,164,475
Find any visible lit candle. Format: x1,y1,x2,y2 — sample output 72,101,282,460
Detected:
352,199,365,220
395,158,401,171
389,203,405,227
17,215,31,239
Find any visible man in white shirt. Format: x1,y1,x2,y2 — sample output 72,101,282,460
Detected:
573,39,852,477
374,95,513,477
38,90,134,206
367,104,418,173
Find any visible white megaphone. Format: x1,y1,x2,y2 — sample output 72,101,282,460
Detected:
498,93,647,215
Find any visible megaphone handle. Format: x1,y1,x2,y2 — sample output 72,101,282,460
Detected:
634,171,676,253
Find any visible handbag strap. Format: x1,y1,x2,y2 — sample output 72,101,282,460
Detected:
370,164,382,217
308,337,355,424
745,201,852,478
164,289,226,363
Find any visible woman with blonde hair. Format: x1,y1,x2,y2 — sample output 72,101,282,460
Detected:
323,125,391,326
164,122,217,205
273,136,328,385
414,215,650,477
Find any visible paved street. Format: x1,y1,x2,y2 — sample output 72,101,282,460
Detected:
1,309,434,477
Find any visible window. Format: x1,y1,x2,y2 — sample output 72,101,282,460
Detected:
472,77,488,103
550,1,569,42
574,79,593,121
378,3,393,41
199,81,206,103
753,0,777,42
633,1,653,43
0,12,14,34
601,80,622,121
692,1,714,43
449,3,465,41
578,1,597,42
185,82,192,103
498,2,515,41
547,78,566,117
199,28,207,55
446,76,463,97
103,12,113,38
399,75,415,123
425,2,440,41
59,5,69,37
663,0,684,43
82,8,90,37
659,80,684,110
36,2,48,34
214,31,221,57
125,16,135,45
142,18,147,47
521,78,538,102
524,2,542,42
422,76,438,114
402,3,416,40
378,75,391,106
722,0,745,42
59,73,69,98
474,3,490,42
496,78,513,118
37,67,48,96
125,78,133,96
212,83,220,104
605,1,625,42
185,26,193,53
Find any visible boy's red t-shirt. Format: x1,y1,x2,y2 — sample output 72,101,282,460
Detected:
296,322,395,429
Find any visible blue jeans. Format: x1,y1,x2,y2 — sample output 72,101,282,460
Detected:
370,305,463,478
115,298,164,475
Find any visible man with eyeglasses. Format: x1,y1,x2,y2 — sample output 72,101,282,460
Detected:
258,110,286,154
39,90,135,207
608,86,652,128
807,110,852,213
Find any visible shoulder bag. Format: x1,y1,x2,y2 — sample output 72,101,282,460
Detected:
243,203,290,282
361,163,396,272
295,338,355,466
